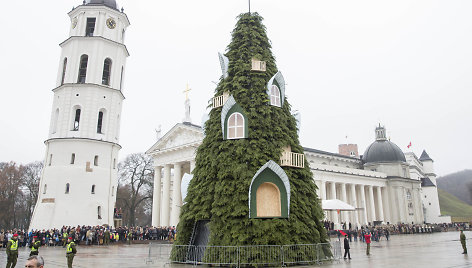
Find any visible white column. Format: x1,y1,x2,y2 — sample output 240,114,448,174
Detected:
413,188,423,223
382,187,391,224
350,184,359,228
396,187,406,223
376,186,384,222
330,182,339,227
151,166,162,227
368,185,376,223
359,185,368,225
190,160,196,173
170,163,182,227
161,164,171,226
341,183,348,224
321,180,327,200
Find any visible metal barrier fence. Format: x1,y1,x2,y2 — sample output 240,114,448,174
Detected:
148,241,341,267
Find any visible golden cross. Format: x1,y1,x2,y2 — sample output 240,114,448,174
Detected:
183,83,192,101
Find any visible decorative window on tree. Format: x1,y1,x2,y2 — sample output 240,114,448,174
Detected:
267,71,286,107
227,113,244,139
221,95,248,140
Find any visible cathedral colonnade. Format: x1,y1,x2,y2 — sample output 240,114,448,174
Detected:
151,160,195,227
316,179,423,228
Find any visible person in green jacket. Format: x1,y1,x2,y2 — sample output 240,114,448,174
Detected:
29,236,41,257
460,230,467,254
66,237,77,268
6,233,19,268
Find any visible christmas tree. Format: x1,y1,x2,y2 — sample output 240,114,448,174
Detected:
175,12,327,248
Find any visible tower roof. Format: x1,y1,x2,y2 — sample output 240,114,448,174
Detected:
419,150,434,162
86,0,118,9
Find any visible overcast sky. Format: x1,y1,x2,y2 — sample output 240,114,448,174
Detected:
0,0,471,176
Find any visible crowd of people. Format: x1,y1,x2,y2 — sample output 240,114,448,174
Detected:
0,225,177,249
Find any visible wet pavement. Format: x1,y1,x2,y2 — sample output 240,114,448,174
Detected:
0,231,470,267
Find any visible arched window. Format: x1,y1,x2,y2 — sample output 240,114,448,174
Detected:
97,111,104,133
52,108,59,134
65,183,70,194
91,185,96,194
77,55,88,83
73,107,81,131
94,155,99,166
113,159,116,169
111,186,115,196
102,58,112,86
43,184,47,194
270,85,281,107
61,58,67,85
97,206,102,219
49,154,53,166
70,153,76,164
227,112,244,139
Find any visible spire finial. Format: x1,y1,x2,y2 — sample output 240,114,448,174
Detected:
249,0,251,13
183,83,192,123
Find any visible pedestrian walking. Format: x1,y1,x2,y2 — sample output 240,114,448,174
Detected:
6,233,19,268
460,230,467,254
343,235,351,259
66,237,77,268
364,231,372,256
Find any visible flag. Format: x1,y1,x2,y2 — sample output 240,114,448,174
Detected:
407,142,412,149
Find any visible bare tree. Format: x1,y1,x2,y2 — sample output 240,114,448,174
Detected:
0,162,25,229
117,153,154,226
21,161,43,227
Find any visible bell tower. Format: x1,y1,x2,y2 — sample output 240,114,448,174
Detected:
30,0,130,230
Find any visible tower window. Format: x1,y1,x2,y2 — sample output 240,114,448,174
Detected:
65,183,70,194
49,154,53,166
91,185,96,194
112,186,115,196
113,158,116,169
97,111,104,133
227,112,244,139
70,153,76,164
73,108,81,131
77,55,88,83
94,155,99,166
61,58,67,85
270,85,281,107
43,184,47,195
85,18,96,37
97,206,102,219
102,58,112,86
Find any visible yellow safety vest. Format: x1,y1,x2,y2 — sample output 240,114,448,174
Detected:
63,232,68,238
10,240,18,251
31,241,40,252
66,242,75,253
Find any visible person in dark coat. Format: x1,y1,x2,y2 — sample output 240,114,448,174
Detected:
343,235,351,259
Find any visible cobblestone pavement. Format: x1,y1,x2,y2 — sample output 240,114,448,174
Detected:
0,231,470,267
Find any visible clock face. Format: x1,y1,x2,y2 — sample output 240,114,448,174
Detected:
106,18,116,29
72,18,78,29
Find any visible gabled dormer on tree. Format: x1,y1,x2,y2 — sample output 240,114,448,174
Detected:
249,160,290,219
218,52,229,79
221,95,248,140
267,71,285,107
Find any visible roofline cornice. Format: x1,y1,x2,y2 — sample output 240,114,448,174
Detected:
45,137,122,149
52,83,125,99
68,5,131,26
60,36,130,57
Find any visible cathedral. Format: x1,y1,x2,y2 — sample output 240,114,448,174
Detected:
147,120,450,228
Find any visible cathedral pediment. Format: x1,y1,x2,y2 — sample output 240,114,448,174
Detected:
146,122,203,155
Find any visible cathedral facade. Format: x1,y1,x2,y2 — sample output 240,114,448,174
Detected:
147,122,451,228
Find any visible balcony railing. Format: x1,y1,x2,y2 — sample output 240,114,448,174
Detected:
212,92,229,109
280,151,305,168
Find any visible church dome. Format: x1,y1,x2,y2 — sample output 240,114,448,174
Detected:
363,125,406,164
86,0,118,9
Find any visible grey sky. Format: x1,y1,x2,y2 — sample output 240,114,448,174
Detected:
0,0,471,176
